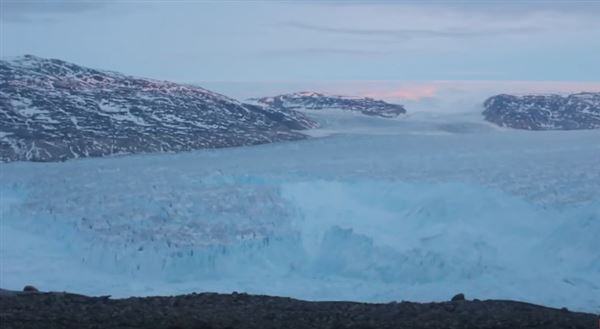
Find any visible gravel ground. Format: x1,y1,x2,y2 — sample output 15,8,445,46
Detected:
0,290,597,329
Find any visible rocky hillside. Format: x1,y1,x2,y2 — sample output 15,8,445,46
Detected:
483,92,600,130
252,91,407,118
0,55,317,162
0,290,596,329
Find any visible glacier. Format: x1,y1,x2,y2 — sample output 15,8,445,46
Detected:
1,110,599,312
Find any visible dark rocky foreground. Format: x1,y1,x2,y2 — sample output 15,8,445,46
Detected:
0,290,597,329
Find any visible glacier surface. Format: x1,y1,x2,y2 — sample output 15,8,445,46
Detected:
1,110,599,312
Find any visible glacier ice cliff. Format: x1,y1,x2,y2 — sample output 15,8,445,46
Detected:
1,111,599,313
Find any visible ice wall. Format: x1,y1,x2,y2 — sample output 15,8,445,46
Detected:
1,112,599,312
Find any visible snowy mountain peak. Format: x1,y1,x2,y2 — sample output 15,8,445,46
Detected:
483,92,600,130
251,92,407,118
0,56,317,162
294,91,325,97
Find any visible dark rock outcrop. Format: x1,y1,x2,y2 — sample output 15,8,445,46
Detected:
0,291,596,329
0,55,317,162
483,92,600,130
251,91,407,118
22,286,39,293
451,293,465,301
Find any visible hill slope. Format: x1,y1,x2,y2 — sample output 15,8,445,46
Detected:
252,91,407,118
0,55,316,162
483,92,600,130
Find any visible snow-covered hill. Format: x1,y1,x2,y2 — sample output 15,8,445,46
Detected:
0,55,317,162
251,91,407,118
483,92,600,130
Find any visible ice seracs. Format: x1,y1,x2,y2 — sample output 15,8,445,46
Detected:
251,91,407,118
2,121,599,312
0,55,317,162
483,92,600,130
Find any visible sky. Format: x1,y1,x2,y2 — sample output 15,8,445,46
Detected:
1,0,600,107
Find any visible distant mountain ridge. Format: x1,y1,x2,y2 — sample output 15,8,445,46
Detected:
0,55,317,162
483,92,600,130
251,91,407,118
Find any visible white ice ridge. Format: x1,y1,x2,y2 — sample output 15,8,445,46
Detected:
1,111,599,313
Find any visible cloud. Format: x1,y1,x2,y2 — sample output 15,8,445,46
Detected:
283,21,542,40
261,47,390,58
1,0,106,22
364,85,438,101
478,81,600,95
294,1,600,18
0,0,118,22
198,80,600,113
3,1,599,82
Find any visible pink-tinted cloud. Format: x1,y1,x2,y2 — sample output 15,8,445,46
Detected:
200,80,600,113
340,80,600,103
363,85,438,101
422,80,600,94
